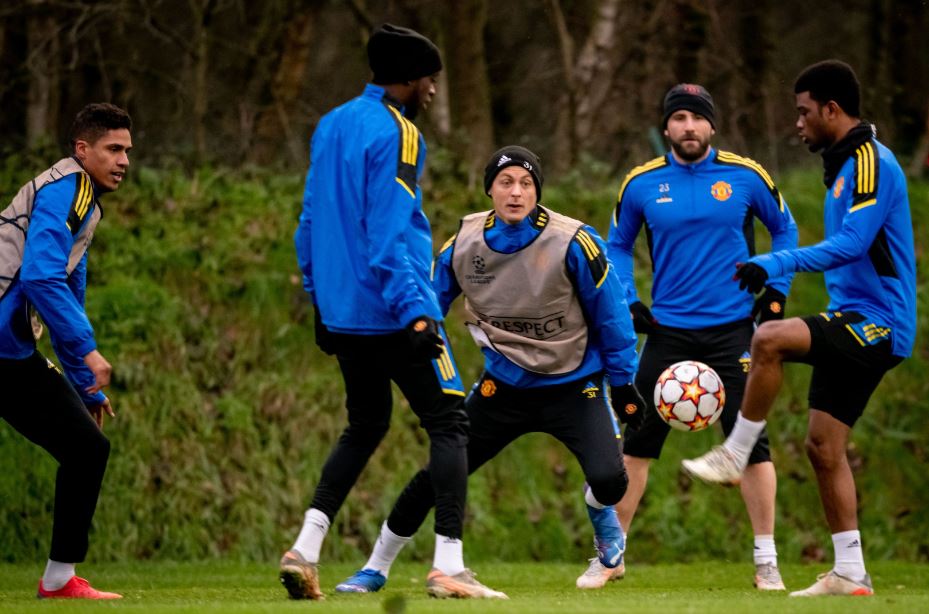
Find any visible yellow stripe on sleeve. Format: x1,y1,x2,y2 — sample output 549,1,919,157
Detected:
76,174,90,218
862,146,869,194
395,177,415,198
405,119,415,164
387,106,418,165
861,147,871,193
855,146,868,194
615,156,667,214
717,152,775,190
81,175,93,216
849,198,876,213
576,230,600,258
857,148,863,194
402,118,412,164
439,234,457,254
409,120,419,164
595,263,610,288
574,231,596,260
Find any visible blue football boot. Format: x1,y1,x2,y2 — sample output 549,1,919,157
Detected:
335,568,387,593
586,504,625,569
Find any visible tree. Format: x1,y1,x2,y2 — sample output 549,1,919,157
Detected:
445,0,493,184
25,0,59,147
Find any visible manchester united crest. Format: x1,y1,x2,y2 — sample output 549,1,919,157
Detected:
710,180,733,201
480,379,497,397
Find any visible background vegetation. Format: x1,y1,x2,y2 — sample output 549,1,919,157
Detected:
0,149,926,566
2,0,929,178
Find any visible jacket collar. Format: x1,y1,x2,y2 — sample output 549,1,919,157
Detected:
70,155,102,203
821,122,875,187
667,146,716,171
364,83,406,114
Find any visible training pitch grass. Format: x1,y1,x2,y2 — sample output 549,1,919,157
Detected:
0,560,926,613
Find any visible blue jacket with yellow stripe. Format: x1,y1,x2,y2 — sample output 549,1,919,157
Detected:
609,147,798,329
295,84,442,333
0,168,105,406
750,136,916,357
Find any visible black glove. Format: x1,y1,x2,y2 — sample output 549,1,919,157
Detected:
752,287,787,325
313,304,336,355
629,301,659,335
733,262,769,294
611,383,647,430
405,315,445,361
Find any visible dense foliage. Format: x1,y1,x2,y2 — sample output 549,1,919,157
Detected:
0,154,926,565
4,1,929,174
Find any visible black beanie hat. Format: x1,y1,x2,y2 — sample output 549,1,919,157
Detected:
483,146,544,203
367,23,442,85
662,83,717,129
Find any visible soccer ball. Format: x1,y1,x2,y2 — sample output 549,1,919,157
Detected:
653,360,725,432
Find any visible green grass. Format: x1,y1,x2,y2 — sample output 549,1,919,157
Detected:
0,560,926,613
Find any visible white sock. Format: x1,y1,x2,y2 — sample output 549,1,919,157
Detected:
363,522,412,577
753,534,777,566
42,560,75,591
433,534,465,576
723,412,766,466
832,530,866,580
584,486,606,508
291,508,330,563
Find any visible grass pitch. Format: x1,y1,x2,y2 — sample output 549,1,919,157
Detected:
0,560,926,613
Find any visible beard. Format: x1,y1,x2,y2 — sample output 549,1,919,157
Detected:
670,135,710,161
805,137,826,153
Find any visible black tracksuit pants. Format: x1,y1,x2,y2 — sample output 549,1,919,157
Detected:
0,351,110,563
386,372,628,538
308,332,469,538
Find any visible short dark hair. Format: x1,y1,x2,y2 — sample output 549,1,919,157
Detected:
794,60,861,117
69,103,132,150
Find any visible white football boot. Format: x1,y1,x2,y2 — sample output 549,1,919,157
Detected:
790,571,873,596
681,445,744,485
753,562,786,591
576,557,625,589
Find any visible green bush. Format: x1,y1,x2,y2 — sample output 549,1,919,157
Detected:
0,158,926,565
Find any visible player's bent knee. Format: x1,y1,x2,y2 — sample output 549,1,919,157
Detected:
341,421,391,449
756,317,812,358
588,471,628,507
74,430,110,470
421,415,469,447
804,434,843,471
750,322,790,360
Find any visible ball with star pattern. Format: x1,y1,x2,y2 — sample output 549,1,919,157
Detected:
653,360,725,432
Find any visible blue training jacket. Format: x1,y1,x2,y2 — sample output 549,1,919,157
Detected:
750,138,916,358
0,172,105,406
295,84,442,333
434,207,639,388
608,148,799,329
